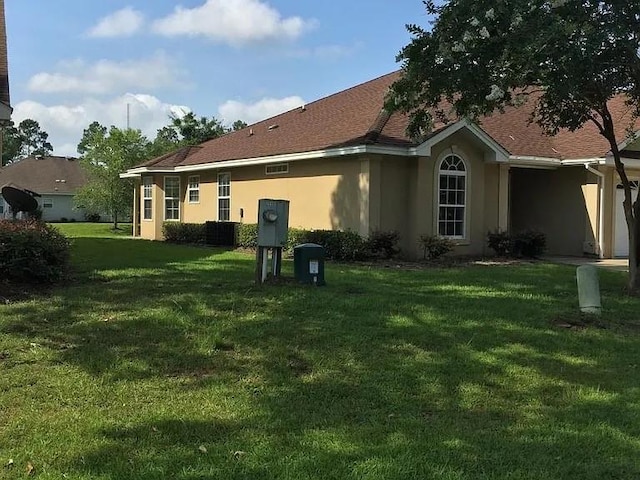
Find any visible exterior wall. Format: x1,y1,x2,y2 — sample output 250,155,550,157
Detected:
38,194,85,221
139,174,166,240
510,166,596,256
378,155,412,254
137,157,366,240
222,156,363,230
405,130,502,258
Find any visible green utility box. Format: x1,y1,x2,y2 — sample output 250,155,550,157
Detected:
294,243,326,286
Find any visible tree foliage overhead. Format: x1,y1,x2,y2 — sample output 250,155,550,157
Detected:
75,123,149,228
389,0,640,292
170,112,228,145
2,119,53,165
390,0,640,138
147,112,248,158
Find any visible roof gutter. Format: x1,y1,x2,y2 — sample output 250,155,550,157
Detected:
121,144,414,178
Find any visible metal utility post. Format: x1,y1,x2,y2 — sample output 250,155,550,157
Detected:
255,199,289,284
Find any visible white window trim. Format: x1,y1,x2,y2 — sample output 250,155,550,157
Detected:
265,163,289,175
434,150,469,241
142,177,153,221
43,198,54,209
217,172,231,222
187,175,200,204
164,176,181,222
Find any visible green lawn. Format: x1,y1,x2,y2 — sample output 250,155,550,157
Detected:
1,225,640,479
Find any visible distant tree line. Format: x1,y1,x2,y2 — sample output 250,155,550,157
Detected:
1,112,247,229
74,113,247,229
1,119,53,166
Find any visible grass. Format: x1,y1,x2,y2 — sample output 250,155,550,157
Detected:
1,224,640,479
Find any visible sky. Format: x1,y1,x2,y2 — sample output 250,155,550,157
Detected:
5,0,431,156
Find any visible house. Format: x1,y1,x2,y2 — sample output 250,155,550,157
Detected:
0,156,89,221
0,0,11,126
121,72,640,259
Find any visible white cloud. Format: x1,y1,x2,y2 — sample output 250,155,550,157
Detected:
152,0,314,45
218,96,305,124
13,95,191,157
27,53,184,95
87,7,145,38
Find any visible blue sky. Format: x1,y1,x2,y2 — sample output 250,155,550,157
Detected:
6,0,430,156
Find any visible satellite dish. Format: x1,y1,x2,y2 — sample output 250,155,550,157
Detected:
1,184,41,218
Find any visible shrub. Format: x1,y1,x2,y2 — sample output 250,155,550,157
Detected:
60,217,69,223
237,223,258,249
512,230,546,258
31,208,43,221
85,212,101,222
419,234,455,260
0,220,70,283
487,230,512,256
162,222,206,244
368,230,400,259
238,224,370,261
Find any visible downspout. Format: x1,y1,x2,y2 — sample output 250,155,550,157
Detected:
585,164,605,259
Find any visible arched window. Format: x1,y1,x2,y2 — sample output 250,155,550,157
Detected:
438,155,467,238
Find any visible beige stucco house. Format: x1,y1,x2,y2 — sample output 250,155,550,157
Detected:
122,72,640,259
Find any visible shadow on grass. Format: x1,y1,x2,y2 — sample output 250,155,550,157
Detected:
2,238,640,479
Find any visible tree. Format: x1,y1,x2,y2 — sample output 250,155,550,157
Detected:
75,123,149,229
2,119,53,165
170,112,227,145
18,119,53,158
231,120,248,131
147,125,181,159
388,0,640,292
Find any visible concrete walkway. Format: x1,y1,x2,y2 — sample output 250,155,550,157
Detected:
543,256,629,272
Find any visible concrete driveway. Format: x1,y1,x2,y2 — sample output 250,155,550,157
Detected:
543,256,629,272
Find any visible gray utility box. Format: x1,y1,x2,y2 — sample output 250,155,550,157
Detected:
294,243,326,286
257,199,290,248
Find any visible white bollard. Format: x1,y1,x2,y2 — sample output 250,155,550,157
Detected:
576,265,602,315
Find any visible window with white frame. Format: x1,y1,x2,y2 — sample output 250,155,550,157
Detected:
43,198,53,209
187,176,200,203
218,173,230,221
164,176,180,221
265,163,289,175
143,177,153,220
437,155,467,238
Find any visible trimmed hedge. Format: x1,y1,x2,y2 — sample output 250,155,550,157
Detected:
236,223,399,262
163,222,206,244
487,229,547,258
0,220,70,283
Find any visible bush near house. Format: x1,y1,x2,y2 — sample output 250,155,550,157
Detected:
162,222,206,245
419,234,455,260
487,230,547,258
235,224,399,261
0,220,70,283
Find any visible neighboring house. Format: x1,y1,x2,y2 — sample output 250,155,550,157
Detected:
0,156,88,221
122,72,640,259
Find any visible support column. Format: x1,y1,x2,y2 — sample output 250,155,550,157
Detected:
498,164,510,231
359,159,370,237
132,180,139,237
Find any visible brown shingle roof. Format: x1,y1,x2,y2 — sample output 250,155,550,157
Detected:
0,156,87,194
137,72,640,169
